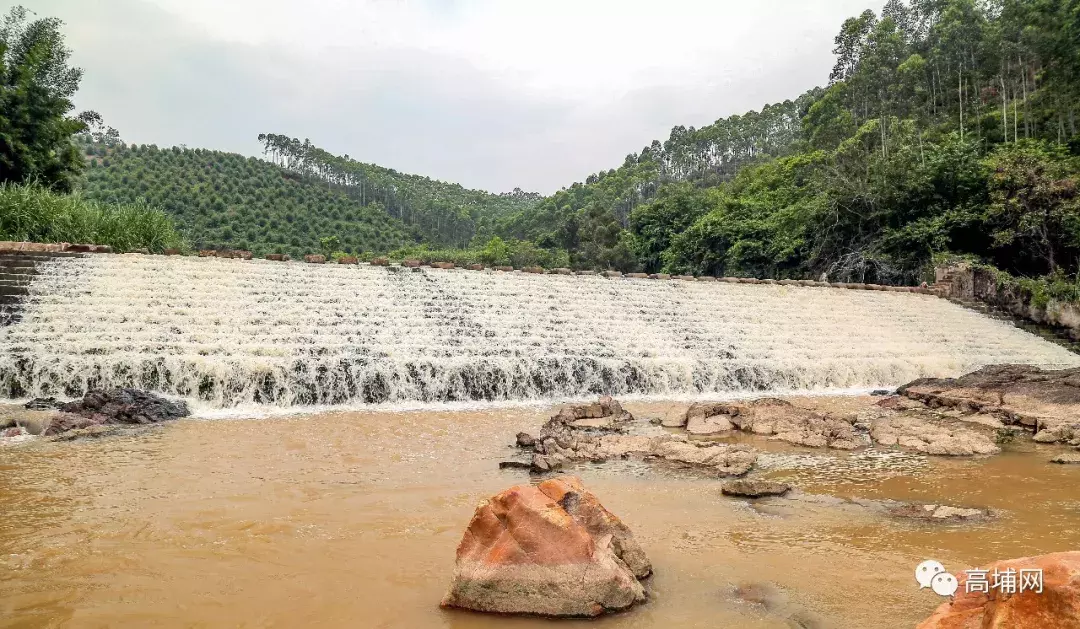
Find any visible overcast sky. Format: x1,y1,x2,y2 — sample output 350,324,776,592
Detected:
30,0,882,193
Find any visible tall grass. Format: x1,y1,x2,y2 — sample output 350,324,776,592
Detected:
0,183,186,253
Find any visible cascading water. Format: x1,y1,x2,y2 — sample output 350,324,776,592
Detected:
1,254,1078,408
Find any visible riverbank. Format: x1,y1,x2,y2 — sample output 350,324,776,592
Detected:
2,395,1079,628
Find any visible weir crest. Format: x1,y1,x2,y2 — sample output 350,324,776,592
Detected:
1,254,1078,408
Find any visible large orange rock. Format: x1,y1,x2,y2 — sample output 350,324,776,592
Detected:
441,476,649,617
918,552,1080,628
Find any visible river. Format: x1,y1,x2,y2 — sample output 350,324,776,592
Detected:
2,398,1078,628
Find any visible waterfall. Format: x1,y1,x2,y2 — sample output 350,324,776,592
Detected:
1,255,1077,408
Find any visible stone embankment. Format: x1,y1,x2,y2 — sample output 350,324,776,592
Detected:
933,262,1080,344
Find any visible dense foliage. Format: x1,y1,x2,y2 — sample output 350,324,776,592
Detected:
0,7,93,192
620,0,1080,284
0,182,184,252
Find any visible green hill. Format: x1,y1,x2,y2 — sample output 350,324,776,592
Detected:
78,135,542,258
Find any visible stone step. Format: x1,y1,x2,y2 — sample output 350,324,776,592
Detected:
0,284,29,297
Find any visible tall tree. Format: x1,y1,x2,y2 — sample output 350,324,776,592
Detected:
0,6,91,191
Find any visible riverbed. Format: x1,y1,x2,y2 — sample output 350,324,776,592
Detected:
2,398,1079,628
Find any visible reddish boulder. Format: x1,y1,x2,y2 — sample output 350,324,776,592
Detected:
441,476,649,617
265,253,287,261
337,256,358,264
402,259,422,268
466,263,484,271
370,257,389,266
522,266,544,274
918,552,1080,628
494,265,514,272
198,249,216,257
304,254,326,264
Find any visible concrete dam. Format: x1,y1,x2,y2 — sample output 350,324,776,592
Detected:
1,251,1078,408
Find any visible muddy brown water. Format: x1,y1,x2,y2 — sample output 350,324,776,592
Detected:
2,398,1079,628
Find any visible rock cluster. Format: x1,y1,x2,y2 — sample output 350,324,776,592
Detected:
868,411,1000,456
2,389,190,439
524,397,756,476
918,551,1080,628
899,364,1080,445
668,398,862,450
441,476,650,617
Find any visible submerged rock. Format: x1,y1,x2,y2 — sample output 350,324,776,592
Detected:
887,503,992,522
515,432,535,448
1050,453,1080,465
441,476,649,617
917,551,1080,628
721,479,792,498
726,582,830,629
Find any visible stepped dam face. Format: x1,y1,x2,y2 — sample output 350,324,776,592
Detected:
1,253,1078,409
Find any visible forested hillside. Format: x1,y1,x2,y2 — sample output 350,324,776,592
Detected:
620,0,1080,284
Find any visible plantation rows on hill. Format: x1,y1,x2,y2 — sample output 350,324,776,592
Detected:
80,141,420,257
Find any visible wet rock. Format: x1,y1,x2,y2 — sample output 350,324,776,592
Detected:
49,425,122,441
0,415,15,429
721,478,792,498
687,412,733,435
899,364,1080,441
869,412,999,455
515,432,536,448
679,399,860,449
870,389,893,396
60,389,190,425
917,551,1080,628
2,426,22,437
887,503,991,522
304,254,326,263
528,397,756,476
650,440,756,476
24,397,61,410
43,412,105,436
1050,453,1080,465
498,461,532,470
15,414,51,435
441,476,649,617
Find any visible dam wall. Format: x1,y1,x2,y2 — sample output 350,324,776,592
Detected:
1,251,1078,408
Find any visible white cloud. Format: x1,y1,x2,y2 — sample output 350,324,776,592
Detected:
32,0,883,192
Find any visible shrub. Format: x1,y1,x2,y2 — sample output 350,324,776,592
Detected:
0,182,187,252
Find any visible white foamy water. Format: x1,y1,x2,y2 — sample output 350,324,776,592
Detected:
1,255,1077,408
